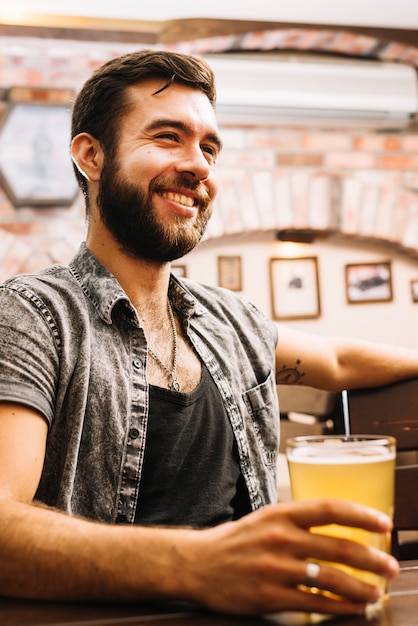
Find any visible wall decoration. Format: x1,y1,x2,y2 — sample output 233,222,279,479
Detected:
345,262,393,304
0,102,78,207
270,256,320,320
411,280,418,303
171,265,187,278
218,255,242,291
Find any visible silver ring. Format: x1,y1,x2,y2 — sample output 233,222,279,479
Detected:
304,561,320,588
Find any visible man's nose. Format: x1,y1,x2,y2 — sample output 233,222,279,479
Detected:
176,145,212,182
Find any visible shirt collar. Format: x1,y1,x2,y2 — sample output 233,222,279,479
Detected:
69,242,206,325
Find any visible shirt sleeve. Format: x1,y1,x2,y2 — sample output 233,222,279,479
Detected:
0,284,59,424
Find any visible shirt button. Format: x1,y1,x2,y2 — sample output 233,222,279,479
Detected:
129,427,140,439
133,359,141,369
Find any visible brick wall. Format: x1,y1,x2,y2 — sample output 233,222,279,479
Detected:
0,35,418,280
209,127,418,252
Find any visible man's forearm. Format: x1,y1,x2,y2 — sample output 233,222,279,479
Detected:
0,499,195,602
0,498,399,616
332,337,418,391
276,326,418,391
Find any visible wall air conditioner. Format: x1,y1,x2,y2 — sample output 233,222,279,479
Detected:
205,54,418,129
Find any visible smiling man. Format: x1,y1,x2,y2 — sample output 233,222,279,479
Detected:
1,49,418,616
79,82,220,264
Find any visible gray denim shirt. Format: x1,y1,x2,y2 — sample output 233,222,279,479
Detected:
0,243,279,524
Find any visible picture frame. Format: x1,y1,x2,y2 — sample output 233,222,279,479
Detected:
218,255,242,291
345,262,393,304
0,102,79,207
171,264,187,278
410,280,418,303
270,257,321,320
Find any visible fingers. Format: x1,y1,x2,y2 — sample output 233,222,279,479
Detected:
273,586,372,618
300,531,399,581
277,499,399,580
272,500,398,610
296,560,383,606
237,502,397,581
285,498,393,533
265,559,384,615
189,501,398,616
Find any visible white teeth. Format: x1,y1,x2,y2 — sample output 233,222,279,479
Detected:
161,191,194,207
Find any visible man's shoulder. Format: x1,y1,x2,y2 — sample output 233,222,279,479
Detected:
2,264,76,297
0,264,87,325
178,277,245,309
180,278,273,329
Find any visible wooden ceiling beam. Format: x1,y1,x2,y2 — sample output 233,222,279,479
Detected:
0,23,159,44
0,16,416,47
160,18,418,47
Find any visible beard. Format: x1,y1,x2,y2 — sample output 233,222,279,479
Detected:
96,158,213,262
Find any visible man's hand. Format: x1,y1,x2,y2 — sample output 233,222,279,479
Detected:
179,499,398,616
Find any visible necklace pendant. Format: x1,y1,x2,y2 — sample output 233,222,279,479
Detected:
170,377,181,392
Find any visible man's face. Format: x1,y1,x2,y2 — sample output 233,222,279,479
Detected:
96,80,221,262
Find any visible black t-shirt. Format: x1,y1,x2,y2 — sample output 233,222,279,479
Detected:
134,364,251,527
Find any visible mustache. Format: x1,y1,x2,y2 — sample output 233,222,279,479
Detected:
149,174,212,207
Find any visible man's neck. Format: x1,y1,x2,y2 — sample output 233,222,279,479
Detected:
85,231,171,315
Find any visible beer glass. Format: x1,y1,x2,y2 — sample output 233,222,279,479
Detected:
286,435,396,594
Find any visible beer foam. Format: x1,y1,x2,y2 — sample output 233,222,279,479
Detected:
288,444,395,464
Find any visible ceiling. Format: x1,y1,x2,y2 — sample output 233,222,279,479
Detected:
2,0,418,29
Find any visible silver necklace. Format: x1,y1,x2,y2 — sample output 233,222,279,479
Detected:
147,299,181,392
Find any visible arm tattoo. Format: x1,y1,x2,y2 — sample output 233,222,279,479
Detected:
276,359,306,385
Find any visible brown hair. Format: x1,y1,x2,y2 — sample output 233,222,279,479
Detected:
71,49,216,197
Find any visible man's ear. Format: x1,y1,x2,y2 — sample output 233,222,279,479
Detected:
71,133,104,182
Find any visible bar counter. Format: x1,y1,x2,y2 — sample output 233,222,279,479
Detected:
0,560,416,626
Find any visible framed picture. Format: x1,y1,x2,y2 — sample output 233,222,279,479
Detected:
410,280,418,303
0,102,79,207
171,264,187,278
270,257,321,320
218,256,242,291
345,262,393,304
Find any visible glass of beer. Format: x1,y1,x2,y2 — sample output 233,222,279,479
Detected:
286,435,396,596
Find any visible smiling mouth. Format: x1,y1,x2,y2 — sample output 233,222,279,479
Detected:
159,191,195,208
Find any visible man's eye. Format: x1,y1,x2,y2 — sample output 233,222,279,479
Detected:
202,146,217,164
156,133,178,142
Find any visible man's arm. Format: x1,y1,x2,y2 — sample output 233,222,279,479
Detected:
0,402,398,615
0,401,194,602
275,325,418,390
